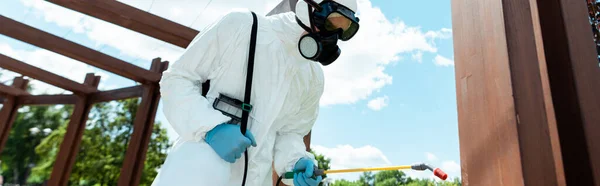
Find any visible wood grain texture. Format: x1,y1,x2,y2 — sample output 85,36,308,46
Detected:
48,74,100,186
117,59,165,186
46,0,198,48
0,83,29,96
89,85,143,103
0,54,97,94
18,94,77,105
535,0,600,184
452,0,562,185
0,15,161,84
0,77,28,153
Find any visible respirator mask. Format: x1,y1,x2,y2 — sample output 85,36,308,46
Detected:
296,0,360,66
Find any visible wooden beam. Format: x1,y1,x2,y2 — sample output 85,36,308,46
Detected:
536,0,600,184
0,54,97,94
0,77,28,153
89,85,143,103
0,95,19,154
48,73,100,186
18,94,77,105
0,82,29,96
452,0,564,185
0,15,161,84
46,0,198,48
118,59,166,186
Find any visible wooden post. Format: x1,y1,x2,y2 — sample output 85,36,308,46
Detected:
0,77,28,153
48,73,100,186
118,58,167,186
535,0,600,185
452,0,566,185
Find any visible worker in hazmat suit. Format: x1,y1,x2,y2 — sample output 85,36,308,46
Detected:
151,0,359,185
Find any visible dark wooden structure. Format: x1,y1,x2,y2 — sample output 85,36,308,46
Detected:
453,0,600,185
0,1,311,186
9,0,598,185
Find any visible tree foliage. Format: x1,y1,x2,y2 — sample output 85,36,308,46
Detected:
308,151,462,186
0,105,71,184
1,98,171,186
587,0,600,65
329,170,462,186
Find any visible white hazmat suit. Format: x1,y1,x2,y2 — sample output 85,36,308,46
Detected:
151,0,357,185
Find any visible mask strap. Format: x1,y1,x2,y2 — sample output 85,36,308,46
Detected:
304,0,323,11
295,16,313,33
306,1,316,33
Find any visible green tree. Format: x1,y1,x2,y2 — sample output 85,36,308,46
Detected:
0,104,71,185
330,179,362,186
309,149,331,186
358,172,374,186
27,98,171,185
372,170,410,186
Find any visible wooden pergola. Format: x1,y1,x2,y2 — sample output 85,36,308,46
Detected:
5,0,599,186
453,0,600,185
0,1,308,186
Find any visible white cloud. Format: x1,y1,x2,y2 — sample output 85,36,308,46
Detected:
426,152,438,162
367,95,389,111
404,152,461,181
412,51,424,63
18,0,452,107
441,161,461,175
320,0,452,106
312,144,391,181
434,55,454,67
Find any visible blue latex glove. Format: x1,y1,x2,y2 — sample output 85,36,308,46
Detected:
205,123,257,163
293,157,322,186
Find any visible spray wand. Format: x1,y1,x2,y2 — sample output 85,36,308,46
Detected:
280,163,448,182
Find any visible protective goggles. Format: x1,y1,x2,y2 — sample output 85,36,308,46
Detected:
311,1,360,41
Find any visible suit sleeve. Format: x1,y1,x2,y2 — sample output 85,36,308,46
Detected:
273,73,325,184
159,10,252,142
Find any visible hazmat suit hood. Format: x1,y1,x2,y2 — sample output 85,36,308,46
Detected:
266,12,308,58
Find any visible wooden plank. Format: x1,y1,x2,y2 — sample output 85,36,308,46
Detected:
89,85,143,103
0,83,29,96
18,94,77,105
0,77,28,153
0,54,97,94
132,80,161,186
535,0,600,185
0,95,19,154
0,15,161,84
528,0,565,184
118,59,164,186
48,74,100,186
46,0,198,48
452,0,563,185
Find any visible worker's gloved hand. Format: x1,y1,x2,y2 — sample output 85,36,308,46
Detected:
204,123,257,163
293,157,322,186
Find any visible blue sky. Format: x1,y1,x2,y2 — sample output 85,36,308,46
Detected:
0,0,458,182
